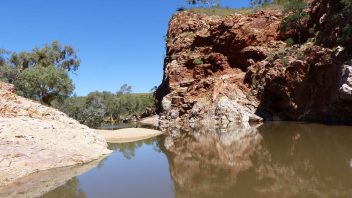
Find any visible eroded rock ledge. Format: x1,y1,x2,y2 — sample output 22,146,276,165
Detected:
156,1,352,129
0,82,111,187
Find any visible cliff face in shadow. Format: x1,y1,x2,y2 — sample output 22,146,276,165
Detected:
159,123,352,197
156,0,352,129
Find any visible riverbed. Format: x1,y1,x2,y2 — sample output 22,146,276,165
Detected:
7,122,352,197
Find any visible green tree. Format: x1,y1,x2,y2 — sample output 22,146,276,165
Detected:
117,84,132,95
81,96,106,128
15,65,74,105
0,49,20,83
341,0,352,8
250,0,271,7
0,41,79,105
339,0,352,45
188,0,221,7
54,95,87,121
280,0,308,46
55,89,156,128
8,40,80,72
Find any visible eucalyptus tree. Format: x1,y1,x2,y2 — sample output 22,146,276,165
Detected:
14,65,74,105
0,41,80,105
81,96,106,128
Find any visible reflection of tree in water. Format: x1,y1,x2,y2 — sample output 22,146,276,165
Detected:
40,178,86,198
160,123,352,198
108,137,163,159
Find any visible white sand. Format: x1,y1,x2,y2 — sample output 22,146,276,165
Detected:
139,115,159,127
96,128,164,143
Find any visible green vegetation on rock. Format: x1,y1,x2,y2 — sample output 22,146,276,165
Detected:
280,0,308,46
338,0,352,46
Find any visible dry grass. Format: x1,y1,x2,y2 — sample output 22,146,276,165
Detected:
189,4,283,16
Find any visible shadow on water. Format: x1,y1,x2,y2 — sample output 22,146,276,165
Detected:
7,122,352,198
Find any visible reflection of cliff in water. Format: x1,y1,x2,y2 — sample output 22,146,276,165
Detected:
160,123,352,198
254,123,352,197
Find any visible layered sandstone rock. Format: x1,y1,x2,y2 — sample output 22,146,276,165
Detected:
0,82,111,187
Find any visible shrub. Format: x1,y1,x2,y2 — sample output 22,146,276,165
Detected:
177,7,186,12
285,38,295,46
296,51,305,60
165,37,174,45
280,56,289,67
280,0,308,45
338,24,352,44
252,77,258,88
193,58,203,65
185,32,195,39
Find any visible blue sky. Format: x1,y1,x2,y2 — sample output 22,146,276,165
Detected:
1,0,250,95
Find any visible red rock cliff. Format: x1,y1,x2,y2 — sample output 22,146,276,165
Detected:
156,1,352,129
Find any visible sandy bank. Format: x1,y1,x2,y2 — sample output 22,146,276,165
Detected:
139,115,159,127
96,128,164,143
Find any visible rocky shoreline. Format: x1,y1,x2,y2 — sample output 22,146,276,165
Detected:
0,82,111,187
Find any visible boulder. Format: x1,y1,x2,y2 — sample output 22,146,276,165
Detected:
0,82,111,187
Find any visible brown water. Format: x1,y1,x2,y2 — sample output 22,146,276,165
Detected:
38,123,352,198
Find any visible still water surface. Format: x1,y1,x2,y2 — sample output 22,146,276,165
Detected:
41,123,352,198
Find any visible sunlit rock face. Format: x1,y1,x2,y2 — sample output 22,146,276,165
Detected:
157,0,352,128
0,82,111,187
160,123,352,197
156,10,283,129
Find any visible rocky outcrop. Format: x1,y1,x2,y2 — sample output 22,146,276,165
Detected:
156,1,352,129
306,0,352,49
156,9,283,129
0,82,111,187
246,45,352,122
